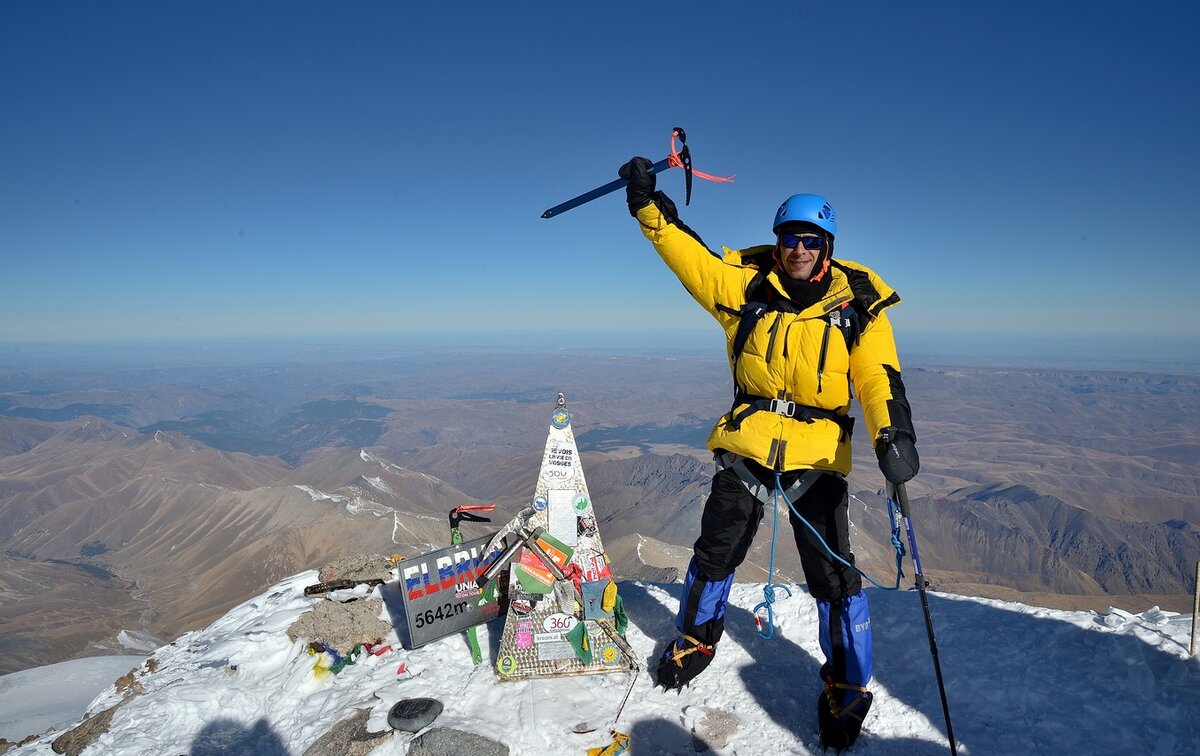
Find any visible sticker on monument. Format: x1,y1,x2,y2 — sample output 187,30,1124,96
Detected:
547,489,579,545
536,640,576,661
542,613,578,634
600,643,623,666
540,466,573,484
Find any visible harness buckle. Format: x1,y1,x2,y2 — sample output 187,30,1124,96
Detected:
768,398,797,417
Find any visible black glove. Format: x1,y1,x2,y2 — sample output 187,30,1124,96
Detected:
618,156,657,217
875,427,919,484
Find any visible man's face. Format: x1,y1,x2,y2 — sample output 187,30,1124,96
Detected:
777,232,824,280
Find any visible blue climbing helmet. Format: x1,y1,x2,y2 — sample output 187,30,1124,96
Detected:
772,193,837,238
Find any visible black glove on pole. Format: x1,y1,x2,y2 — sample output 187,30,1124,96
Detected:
876,426,919,484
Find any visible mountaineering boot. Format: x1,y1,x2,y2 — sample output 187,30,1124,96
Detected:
654,634,716,690
817,674,873,752
814,591,873,750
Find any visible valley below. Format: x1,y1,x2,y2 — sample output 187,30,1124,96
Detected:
1,348,1197,675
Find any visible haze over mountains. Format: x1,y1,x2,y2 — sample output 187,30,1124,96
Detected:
1,346,1197,675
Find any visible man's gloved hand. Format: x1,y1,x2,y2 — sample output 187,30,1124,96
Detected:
618,157,657,217
875,427,919,484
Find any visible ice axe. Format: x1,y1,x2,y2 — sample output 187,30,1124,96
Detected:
540,127,733,219
449,504,495,533
448,504,495,665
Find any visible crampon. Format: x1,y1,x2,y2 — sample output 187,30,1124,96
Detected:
654,634,715,691
817,677,873,752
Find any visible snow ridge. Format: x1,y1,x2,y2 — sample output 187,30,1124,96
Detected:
3,574,1199,754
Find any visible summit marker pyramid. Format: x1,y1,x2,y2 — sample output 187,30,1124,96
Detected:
492,394,636,681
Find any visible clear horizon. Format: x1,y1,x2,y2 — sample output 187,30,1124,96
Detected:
3,329,1199,376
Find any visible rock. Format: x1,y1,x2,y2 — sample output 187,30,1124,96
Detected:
318,554,396,584
287,595,394,653
407,727,509,756
114,669,144,695
302,709,390,756
387,698,443,732
51,695,133,756
694,707,739,750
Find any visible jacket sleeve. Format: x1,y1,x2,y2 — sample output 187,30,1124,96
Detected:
633,202,751,324
848,311,916,444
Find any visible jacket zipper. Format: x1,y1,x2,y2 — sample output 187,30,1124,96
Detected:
765,313,783,364
817,316,832,393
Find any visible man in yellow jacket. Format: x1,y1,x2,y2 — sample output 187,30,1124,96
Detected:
618,157,919,751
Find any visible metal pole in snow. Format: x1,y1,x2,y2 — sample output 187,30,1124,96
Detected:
892,482,958,754
1190,561,1199,657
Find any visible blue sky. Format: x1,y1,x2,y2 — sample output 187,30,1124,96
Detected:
2,2,1198,350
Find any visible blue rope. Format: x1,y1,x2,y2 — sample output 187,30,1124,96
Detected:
755,472,908,639
752,483,792,639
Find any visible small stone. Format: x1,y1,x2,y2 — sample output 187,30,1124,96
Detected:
387,698,443,732
696,707,740,750
302,709,390,756
407,727,508,756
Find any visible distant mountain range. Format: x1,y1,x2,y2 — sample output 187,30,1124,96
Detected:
1,354,1197,675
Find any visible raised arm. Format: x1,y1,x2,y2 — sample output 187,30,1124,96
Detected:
619,157,751,321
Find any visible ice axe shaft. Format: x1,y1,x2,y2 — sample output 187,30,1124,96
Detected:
541,157,672,219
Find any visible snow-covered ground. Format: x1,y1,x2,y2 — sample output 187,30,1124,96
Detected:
3,571,1198,754
0,656,146,743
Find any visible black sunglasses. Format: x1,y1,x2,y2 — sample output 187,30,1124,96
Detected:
779,233,823,251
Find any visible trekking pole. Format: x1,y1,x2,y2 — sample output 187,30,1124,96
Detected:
890,482,958,754
1190,561,1198,657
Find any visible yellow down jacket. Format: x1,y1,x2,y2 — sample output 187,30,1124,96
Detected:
634,202,913,475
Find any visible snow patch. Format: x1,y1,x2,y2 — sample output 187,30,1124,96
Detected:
344,496,392,517
0,656,146,742
360,449,405,473
293,485,347,503
117,630,162,653
363,476,394,495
